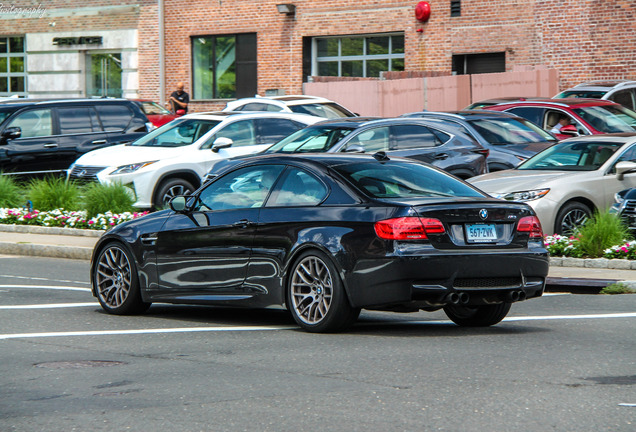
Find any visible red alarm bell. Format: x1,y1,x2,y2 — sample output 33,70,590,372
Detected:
415,1,431,23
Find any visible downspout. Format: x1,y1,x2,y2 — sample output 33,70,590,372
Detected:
158,0,165,105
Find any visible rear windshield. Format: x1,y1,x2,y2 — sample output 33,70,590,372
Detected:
556,90,606,99
266,125,354,153
333,161,485,199
289,103,355,119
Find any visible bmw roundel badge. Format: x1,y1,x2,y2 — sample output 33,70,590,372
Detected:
479,209,488,220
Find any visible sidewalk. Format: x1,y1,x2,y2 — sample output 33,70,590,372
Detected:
1,224,635,291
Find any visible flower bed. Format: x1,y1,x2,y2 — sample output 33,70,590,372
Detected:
0,208,148,231
544,234,636,260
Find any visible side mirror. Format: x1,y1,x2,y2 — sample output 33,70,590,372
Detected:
169,196,188,212
1,127,21,142
559,125,579,137
176,109,186,116
211,137,233,153
616,161,636,180
343,144,365,153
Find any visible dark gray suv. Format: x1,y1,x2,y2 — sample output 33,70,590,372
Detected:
0,98,151,176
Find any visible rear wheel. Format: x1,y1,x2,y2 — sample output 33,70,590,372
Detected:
93,242,150,315
153,178,195,210
287,250,360,333
443,303,511,327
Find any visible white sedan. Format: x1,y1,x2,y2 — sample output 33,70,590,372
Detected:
469,134,636,235
69,111,322,209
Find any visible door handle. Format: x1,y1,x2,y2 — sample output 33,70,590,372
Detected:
91,139,107,145
43,142,58,148
433,153,449,160
233,219,253,228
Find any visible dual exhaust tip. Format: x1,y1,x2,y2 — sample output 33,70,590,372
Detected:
445,290,526,305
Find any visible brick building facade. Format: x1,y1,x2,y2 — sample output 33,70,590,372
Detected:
1,1,634,112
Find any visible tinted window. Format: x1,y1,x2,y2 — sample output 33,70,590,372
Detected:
0,106,21,126
556,90,605,99
268,167,327,206
255,118,304,143
7,108,53,138
334,161,484,199
197,165,285,210
289,102,354,118
140,101,171,115
505,107,544,126
58,107,101,134
132,118,219,147
391,124,444,149
215,119,256,147
343,127,390,152
95,104,133,131
611,90,635,110
266,126,353,153
468,117,556,144
239,102,280,112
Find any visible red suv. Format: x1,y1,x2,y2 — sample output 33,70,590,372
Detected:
484,98,636,140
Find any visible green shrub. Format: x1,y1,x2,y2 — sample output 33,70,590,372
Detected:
26,176,81,211
82,182,135,218
0,174,24,207
575,209,631,258
600,283,635,295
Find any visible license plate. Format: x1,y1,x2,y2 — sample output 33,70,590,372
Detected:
465,223,497,242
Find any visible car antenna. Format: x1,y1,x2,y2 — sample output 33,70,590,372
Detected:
373,151,390,161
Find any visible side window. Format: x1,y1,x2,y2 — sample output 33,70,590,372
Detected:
95,104,133,131
7,109,53,138
58,107,101,134
215,119,256,147
255,118,305,143
343,126,390,152
610,90,635,111
239,103,269,111
391,124,445,149
196,165,285,210
268,167,327,207
505,107,544,127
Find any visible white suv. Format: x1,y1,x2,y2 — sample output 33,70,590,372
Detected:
223,95,356,118
69,111,322,209
554,80,636,111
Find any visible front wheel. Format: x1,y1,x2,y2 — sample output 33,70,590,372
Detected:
153,178,196,210
93,242,150,315
443,303,511,327
287,250,360,333
555,202,591,235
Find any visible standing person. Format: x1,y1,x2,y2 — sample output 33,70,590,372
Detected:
167,82,189,114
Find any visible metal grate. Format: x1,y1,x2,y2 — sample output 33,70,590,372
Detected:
454,277,521,289
68,165,106,182
451,0,461,17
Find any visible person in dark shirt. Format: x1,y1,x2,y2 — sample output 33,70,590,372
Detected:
167,82,189,114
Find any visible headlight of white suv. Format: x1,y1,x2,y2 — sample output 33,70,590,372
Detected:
110,161,158,175
494,188,550,202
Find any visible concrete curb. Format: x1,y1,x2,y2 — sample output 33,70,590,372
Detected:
0,224,104,237
0,241,93,260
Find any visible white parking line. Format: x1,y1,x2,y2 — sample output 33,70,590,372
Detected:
0,312,634,340
0,284,92,292
0,302,97,310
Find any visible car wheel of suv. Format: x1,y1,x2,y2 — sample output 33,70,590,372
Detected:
154,178,195,210
287,250,360,333
443,303,511,327
93,242,150,315
555,202,591,235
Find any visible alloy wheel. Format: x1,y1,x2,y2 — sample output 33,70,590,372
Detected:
290,256,333,325
95,246,133,308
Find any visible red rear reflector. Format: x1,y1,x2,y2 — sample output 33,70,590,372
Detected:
374,217,445,240
517,216,544,238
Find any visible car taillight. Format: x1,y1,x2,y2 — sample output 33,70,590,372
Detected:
517,216,543,238
374,217,445,240
472,148,490,158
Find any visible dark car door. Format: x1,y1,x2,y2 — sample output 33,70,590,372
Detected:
0,107,60,175
154,164,285,300
56,105,110,165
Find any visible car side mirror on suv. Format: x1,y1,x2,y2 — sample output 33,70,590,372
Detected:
559,125,579,137
211,137,233,153
0,127,21,143
616,161,636,180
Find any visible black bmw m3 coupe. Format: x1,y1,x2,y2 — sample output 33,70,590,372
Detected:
91,153,549,332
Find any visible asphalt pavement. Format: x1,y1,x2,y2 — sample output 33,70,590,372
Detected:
1,223,636,292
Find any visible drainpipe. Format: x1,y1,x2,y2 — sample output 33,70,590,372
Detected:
158,0,165,104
